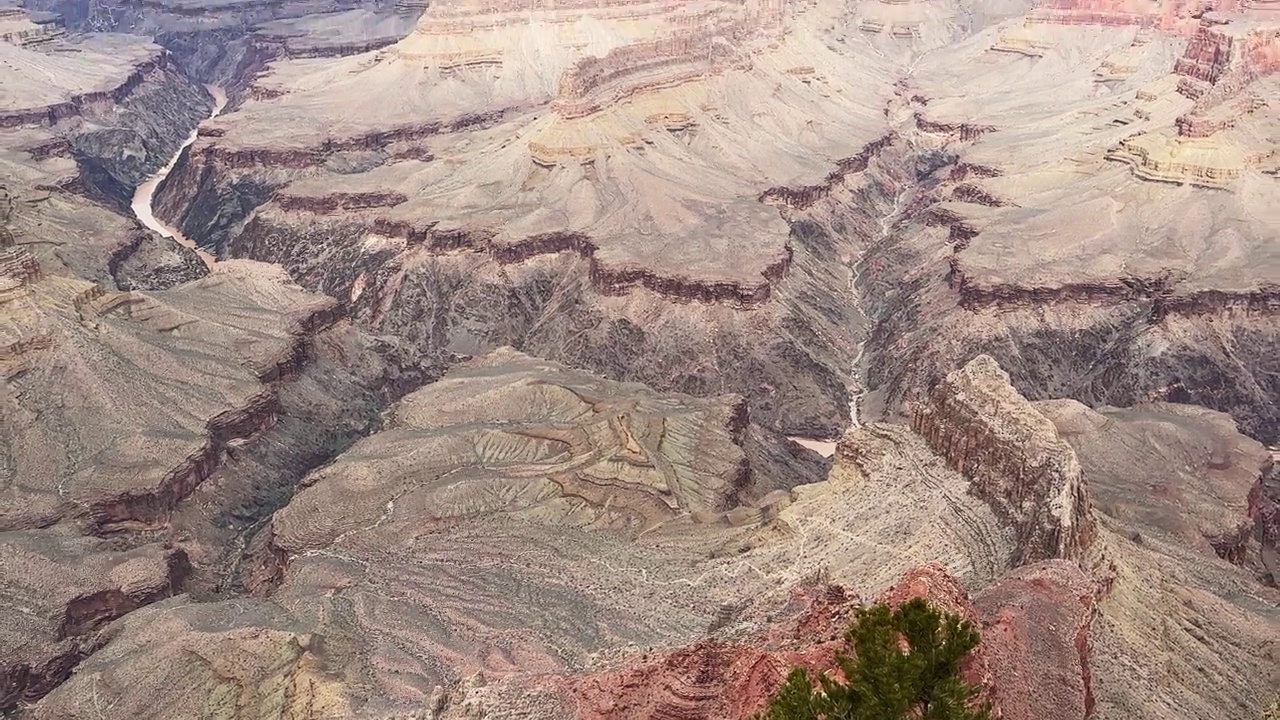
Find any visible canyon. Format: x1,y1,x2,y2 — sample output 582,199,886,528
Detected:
1,0,1277,718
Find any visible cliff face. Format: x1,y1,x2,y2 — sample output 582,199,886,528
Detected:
910,355,1096,565
973,561,1098,720
0,532,188,709
1248,458,1280,584
852,21,1278,445
208,196,860,438
1175,16,1280,86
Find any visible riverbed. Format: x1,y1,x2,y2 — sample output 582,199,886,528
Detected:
130,85,227,268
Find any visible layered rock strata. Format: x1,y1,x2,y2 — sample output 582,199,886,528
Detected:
0,7,64,47
1025,0,1246,33
23,348,827,717
148,0,915,439
1,257,342,533
0,530,188,709
20,0,412,91
858,20,1278,444
911,355,1096,564
4,2,1279,719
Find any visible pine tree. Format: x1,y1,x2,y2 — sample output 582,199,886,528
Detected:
757,598,992,720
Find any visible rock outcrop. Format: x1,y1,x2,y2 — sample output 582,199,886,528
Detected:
911,355,1096,564
0,7,64,47
1035,399,1280,719
1026,0,1242,33
0,530,187,710
1248,455,1280,584
973,560,1098,720
561,580,859,720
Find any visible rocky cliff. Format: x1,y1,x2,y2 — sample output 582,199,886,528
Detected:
1176,12,1280,84
0,531,188,709
852,20,1278,445
911,355,1096,564
4,1,1278,718
1248,456,1280,584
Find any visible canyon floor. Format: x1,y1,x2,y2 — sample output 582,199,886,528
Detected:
1,0,1278,718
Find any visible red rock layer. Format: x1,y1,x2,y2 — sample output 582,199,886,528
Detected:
973,561,1098,720
239,216,792,308
193,110,504,169
562,563,1098,720
1175,18,1280,85
565,583,859,720
1172,15,1280,135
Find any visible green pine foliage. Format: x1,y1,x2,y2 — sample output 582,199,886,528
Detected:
757,598,993,720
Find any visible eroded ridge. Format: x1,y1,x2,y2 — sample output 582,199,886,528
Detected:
0,7,65,48
0,530,188,710
910,356,1096,564
1107,9,1280,187
2,255,342,535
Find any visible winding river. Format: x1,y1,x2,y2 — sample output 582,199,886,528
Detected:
130,85,227,268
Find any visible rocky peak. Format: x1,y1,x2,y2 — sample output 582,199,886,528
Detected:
910,355,1096,565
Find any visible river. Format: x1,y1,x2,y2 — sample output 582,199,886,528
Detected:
130,85,227,269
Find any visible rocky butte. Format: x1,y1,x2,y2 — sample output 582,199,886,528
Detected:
0,0,1277,719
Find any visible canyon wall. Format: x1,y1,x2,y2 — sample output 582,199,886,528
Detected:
550,3,781,122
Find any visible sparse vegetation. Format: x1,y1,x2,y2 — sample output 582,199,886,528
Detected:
758,598,992,720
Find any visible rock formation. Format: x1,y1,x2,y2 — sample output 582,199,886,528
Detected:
911,355,1096,564
1026,0,1245,33
1106,10,1279,187
973,561,1097,720
1249,455,1279,583
0,530,187,709
0,7,64,47
2,0,1278,718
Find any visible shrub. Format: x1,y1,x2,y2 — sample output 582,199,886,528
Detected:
758,598,992,720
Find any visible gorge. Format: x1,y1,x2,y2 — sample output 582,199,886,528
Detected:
129,85,227,268
1,0,1277,718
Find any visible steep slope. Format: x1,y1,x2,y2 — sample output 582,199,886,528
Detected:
857,8,1279,442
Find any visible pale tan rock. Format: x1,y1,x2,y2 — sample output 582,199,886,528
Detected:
911,355,1095,563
